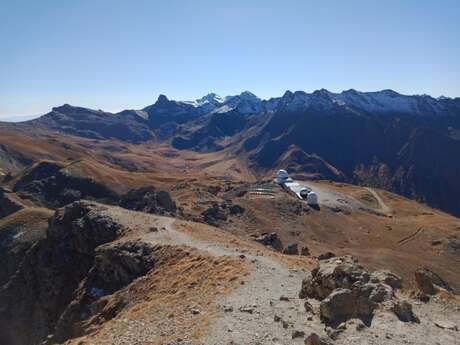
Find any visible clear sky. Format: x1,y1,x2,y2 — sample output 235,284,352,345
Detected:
1,0,459,120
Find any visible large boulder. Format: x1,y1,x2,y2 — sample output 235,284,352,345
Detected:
202,203,228,225
254,232,283,251
370,270,402,289
300,256,400,327
201,201,245,226
317,252,336,260
414,268,452,295
119,187,176,215
283,243,299,255
304,333,333,345
229,204,245,215
391,300,420,323
319,288,377,326
299,256,371,300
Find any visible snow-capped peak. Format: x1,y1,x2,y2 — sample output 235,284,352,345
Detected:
196,93,224,105
219,91,263,114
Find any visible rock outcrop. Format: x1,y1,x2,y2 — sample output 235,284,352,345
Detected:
299,256,411,327
119,186,176,215
0,208,51,287
13,161,119,208
48,241,157,343
300,245,310,256
283,243,299,255
0,201,126,345
300,256,373,300
202,203,228,225
391,300,420,323
304,332,333,345
254,232,283,251
414,268,452,295
202,201,245,226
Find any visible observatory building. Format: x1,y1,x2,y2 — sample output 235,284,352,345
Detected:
275,169,318,206
276,169,290,184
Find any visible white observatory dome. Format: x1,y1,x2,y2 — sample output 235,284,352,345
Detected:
277,169,288,179
307,192,318,205
276,169,289,184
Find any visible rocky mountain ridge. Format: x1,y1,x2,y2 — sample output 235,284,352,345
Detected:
161,89,460,116
1,88,460,217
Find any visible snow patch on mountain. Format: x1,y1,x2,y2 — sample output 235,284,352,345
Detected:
181,91,264,115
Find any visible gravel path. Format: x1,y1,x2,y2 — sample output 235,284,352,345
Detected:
364,187,392,216
144,217,323,345
203,259,324,345
144,216,324,344
140,214,460,345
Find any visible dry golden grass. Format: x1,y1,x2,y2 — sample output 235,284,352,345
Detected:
66,245,249,345
0,207,53,243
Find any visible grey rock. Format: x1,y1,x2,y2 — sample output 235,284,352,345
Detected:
299,255,370,300
391,300,420,323
120,187,176,215
239,306,254,314
415,268,452,295
283,243,299,255
300,246,310,256
202,203,228,225
304,300,315,314
320,288,376,327
304,332,333,345
292,330,305,339
254,232,283,251
434,320,458,331
370,270,402,289
317,252,336,260
229,204,245,215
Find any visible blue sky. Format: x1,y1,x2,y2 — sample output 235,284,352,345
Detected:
1,0,459,120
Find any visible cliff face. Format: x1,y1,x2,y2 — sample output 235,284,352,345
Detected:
0,207,52,287
0,201,125,345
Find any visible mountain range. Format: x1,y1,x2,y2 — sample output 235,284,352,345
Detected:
2,89,460,217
